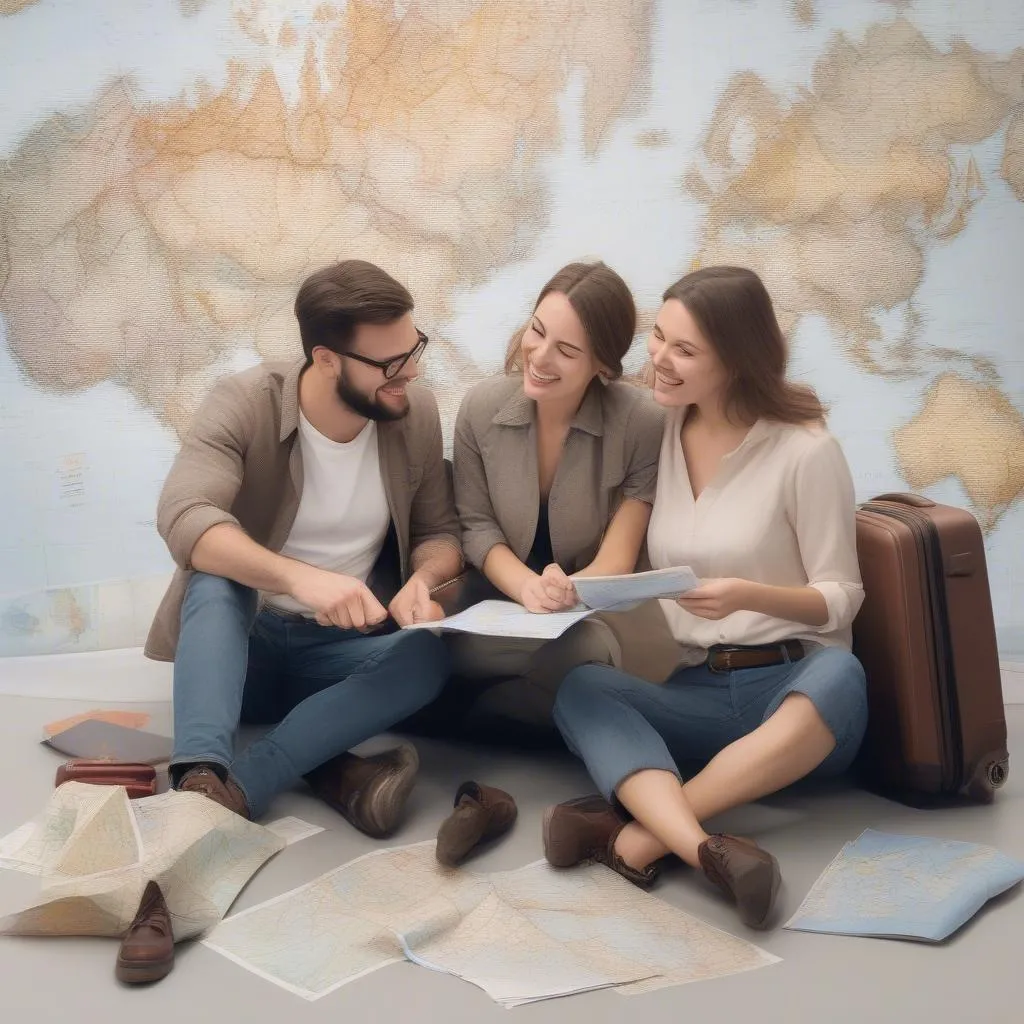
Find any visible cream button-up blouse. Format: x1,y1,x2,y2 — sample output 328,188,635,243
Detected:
647,406,864,653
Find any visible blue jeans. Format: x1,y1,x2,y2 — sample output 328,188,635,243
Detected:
171,572,450,817
552,646,868,802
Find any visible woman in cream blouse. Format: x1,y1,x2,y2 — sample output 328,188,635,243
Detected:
450,260,665,730
542,266,868,930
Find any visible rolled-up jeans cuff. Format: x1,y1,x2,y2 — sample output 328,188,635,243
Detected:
595,758,682,805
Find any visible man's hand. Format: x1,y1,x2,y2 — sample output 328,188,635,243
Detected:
389,574,446,628
676,578,752,621
520,563,578,613
288,565,388,631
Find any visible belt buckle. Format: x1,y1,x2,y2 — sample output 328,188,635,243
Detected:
705,644,734,674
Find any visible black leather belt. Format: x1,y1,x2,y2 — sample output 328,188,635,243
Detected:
706,640,804,673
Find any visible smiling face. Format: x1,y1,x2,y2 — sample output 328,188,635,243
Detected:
320,312,422,421
647,297,730,411
520,291,604,406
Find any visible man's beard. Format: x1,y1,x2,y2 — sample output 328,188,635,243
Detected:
335,372,409,422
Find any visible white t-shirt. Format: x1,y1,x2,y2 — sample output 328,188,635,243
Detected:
646,406,864,652
265,411,390,615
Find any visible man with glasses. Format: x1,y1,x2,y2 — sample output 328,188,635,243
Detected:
145,259,462,834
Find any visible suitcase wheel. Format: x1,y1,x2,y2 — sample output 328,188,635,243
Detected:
964,757,1009,803
987,758,1009,789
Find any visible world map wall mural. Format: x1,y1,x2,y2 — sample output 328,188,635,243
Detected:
1,0,1022,658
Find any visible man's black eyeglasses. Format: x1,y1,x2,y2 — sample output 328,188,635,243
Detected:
339,331,429,380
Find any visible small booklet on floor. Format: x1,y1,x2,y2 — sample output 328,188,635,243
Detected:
405,566,699,639
42,719,174,765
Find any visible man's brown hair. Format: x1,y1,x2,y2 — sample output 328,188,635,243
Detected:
294,260,414,363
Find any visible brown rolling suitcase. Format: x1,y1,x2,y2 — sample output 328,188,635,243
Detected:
852,492,1009,804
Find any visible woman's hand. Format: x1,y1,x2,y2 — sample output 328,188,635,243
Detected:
676,578,752,620
520,564,578,613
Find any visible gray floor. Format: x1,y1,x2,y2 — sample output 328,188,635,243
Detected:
0,695,1021,1024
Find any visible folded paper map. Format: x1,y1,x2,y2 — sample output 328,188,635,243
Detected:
785,829,1024,942
0,781,285,941
204,841,778,1005
405,567,700,639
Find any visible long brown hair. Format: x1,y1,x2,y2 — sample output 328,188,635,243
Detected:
505,261,637,378
662,266,825,424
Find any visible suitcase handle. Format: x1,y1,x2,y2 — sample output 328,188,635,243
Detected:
870,492,936,508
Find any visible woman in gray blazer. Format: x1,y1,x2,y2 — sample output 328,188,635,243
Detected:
450,261,666,730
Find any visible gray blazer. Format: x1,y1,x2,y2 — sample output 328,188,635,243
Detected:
453,375,664,573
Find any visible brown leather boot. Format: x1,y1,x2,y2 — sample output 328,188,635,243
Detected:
542,795,660,888
177,765,250,819
305,743,419,838
116,881,174,984
435,781,517,866
698,833,781,929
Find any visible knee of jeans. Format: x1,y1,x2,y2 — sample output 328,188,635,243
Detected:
184,571,256,616
393,630,451,690
809,648,869,741
552,663,616,718
824,648,866,696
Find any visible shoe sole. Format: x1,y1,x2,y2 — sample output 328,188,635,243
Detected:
356,744,420,839
115,957,174,984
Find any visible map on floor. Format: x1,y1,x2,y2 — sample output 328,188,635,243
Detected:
785,828,1024,942
0,782,284,941
203,841,778,1005
264,817,325,846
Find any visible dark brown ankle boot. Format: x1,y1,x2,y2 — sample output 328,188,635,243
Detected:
177,765,250,820
542,795,660,888
436,781,517,866
698,833,781,929
305,744,419,839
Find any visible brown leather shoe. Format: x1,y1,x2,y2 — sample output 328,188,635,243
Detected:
116,881,174,984
177,765,250,819
306,743,419,838
698,833,781,929
436,781,517,866
542,795,660,888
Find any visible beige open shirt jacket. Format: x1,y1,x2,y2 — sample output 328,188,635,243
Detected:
452,375,665,574
145,358,462,662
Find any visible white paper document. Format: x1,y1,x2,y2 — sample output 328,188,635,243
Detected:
203,841,778,1006
404,567,699,639
572,566,700,611
265,816,326,846
404,600,592,639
